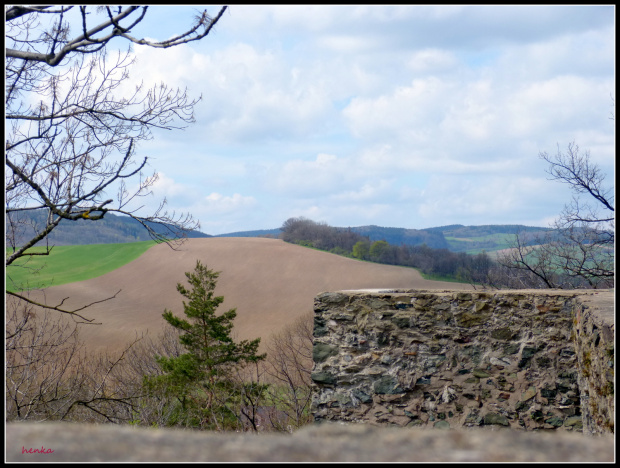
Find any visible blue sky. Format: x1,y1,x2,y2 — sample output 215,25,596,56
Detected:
111,5,614,235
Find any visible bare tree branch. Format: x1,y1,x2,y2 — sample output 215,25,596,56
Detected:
498,140,614,289
6,6,229,318
6,6,227,66
5,289,124,324
540,142,614,214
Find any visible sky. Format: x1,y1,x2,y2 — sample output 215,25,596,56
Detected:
110,5,614,235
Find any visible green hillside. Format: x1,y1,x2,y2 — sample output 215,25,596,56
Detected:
443,233,521,254
6,241,156,292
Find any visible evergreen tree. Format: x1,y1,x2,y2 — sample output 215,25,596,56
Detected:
145,260,266,429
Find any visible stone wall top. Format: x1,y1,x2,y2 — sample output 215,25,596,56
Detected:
6,422,615,462
338,288,614,324
333,288,614,334
338,287,611,296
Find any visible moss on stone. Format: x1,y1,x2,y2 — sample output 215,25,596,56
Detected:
456,311,490,328
472,368,490,378
491,327,515,341
483,412,510,426
313,343,340,363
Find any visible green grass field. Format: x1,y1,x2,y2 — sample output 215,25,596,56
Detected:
444,233,516,254
6,241,156,292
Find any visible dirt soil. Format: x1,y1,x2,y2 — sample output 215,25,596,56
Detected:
20,237,473,353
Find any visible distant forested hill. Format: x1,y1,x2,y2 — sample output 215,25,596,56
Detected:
6,209,552,254
216,222,552,254
215,229,282,238
350,225,450,249
216,225,448,249
424,224,548,237
6,210,211,246
425,224,552,254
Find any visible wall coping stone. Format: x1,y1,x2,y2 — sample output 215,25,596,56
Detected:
6,421,615,462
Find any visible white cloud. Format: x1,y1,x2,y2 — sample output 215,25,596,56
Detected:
151,172,192,198
119,171,193,210
316,34,378,54
331,180,394,203
343,77,452,143
120,41,335,145
202,192,257,215
406,49,460,75
172,192,260,235
416,174,571,225
268,153,361,197
97,6,613,234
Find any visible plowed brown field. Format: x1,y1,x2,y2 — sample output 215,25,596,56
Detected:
21,237,473,353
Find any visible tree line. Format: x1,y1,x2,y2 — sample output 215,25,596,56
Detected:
279,215,613,289
280,217,494,284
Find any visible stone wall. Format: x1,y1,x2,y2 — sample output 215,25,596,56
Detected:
572,293,615,434
311,289,614,433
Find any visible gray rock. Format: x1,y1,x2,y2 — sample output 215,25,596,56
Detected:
483,413,510,426
373,376,404,394
312,343,339,362
491,327,515,341
318,292,348,304
473,368,491,378
311,371,336,384
564,416,583,429
545,417,564,427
